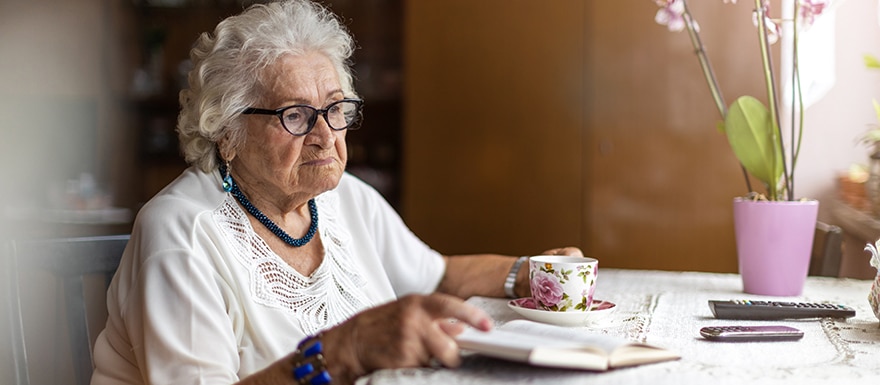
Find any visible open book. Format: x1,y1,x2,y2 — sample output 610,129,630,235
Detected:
456,319,680,371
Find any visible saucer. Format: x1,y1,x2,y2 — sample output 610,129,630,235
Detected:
507,297,616,327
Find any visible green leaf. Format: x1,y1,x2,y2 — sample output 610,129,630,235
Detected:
723,96,783,198
865,54,880,69
575,300,588,311
874,99,880,123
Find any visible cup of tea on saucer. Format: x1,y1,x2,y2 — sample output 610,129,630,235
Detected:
528,255,598,312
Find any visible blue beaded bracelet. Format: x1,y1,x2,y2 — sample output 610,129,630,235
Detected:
292,334,332,385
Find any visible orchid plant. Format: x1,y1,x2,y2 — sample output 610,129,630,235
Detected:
652,0,833,201
860,55,880,150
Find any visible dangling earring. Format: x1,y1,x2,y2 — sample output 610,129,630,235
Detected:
222,160,233,192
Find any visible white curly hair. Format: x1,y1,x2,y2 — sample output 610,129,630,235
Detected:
177,0,357,172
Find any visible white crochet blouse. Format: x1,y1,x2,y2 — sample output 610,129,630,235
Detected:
91,168,445,384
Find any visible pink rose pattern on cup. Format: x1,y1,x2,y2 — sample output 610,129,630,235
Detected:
531,271,564,308
530,261,597,312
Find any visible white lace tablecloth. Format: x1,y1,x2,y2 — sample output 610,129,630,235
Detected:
361,269,880,385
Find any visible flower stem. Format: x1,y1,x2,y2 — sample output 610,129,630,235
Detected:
682,6,726,117
791,1,805,201
754,0,791,200
681,0,753,194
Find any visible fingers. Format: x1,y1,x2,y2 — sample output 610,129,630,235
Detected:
422,322,462,368
420,293,493,332
326,293,494,378
418,294,490,368
541,246,584,257
437,319,466,336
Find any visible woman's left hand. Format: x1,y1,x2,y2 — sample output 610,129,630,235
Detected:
513,246,585,298
538,246,584,257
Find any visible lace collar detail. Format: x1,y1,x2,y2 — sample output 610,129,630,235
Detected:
214,188,372,335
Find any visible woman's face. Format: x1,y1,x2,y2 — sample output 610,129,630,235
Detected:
233,52,348,202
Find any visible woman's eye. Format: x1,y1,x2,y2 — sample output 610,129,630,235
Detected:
283,110,305,123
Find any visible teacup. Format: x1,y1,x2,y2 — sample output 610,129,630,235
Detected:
529,255,598,312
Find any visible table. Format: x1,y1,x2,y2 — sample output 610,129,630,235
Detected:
362,269,880,385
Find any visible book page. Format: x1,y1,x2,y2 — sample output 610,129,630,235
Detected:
457,319,679,370
456,326,608,370
607,344,681,368
499,319,627,355
501,320,679,367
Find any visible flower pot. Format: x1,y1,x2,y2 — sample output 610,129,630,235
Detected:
733,198,819,296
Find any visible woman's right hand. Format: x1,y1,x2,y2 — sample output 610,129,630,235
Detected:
321,293,493,384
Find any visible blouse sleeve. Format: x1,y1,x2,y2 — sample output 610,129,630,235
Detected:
122,247,242,384
338,174,446,296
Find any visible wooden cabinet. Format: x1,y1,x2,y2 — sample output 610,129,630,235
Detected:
122,4,253,202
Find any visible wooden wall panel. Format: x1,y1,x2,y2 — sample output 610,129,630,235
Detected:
403,1,768,272
402,1,585,256
584,2,767,272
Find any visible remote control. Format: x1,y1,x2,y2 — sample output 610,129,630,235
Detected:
700,325,804,342
708,300,856,320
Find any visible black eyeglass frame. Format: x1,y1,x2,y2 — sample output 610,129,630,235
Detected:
241,98,364,136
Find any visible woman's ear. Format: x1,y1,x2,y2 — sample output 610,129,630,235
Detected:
217,135,236,162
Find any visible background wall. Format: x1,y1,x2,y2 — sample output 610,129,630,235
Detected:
402,1,585,256
793,1,880,213
402,0,879,273
0,1,130,383
0,0,136,239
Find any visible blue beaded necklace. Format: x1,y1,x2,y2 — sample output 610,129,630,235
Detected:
220,163,318,247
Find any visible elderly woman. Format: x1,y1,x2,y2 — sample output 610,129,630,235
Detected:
91,1,581,384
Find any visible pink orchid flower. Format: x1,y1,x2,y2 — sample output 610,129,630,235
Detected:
654,0,689,32
799,0,830,27
752,1,781,44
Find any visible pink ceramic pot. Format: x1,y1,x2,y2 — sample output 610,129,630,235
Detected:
733,197,819,296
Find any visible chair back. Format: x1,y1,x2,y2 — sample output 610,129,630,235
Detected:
809,222,843,277
3,234,129,385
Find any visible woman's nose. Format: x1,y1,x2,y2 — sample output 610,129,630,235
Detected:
305,115,335,147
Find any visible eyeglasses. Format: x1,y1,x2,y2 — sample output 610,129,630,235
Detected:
242,98,364,136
